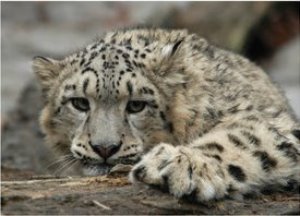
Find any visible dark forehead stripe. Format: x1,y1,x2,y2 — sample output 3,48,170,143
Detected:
83,78,89,95
81,67,100,95
127,81,133,96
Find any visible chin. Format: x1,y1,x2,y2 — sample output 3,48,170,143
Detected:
82,163,113,176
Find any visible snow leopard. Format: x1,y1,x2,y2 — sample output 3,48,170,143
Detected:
32,27,300,202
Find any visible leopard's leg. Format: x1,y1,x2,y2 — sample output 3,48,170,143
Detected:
130,113,300,202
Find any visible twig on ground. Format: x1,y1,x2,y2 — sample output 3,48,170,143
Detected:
92,200,112,211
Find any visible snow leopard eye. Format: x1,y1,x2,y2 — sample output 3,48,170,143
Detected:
71,97,90,112
126,101,146,114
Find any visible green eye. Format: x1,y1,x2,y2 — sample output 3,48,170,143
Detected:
126,101,146,114
71,98,90,112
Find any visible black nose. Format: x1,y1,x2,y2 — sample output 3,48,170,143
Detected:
91,142,122,159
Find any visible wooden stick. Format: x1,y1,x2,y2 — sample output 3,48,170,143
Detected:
1,177,75,185
92,200,112,211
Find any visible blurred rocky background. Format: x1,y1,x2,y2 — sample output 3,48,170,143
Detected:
2,1,300,176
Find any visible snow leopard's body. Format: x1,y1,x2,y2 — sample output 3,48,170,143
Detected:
33,28,300,202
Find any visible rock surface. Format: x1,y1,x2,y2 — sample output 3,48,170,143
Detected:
1,172,299,215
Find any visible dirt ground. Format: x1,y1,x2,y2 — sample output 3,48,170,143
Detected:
2,170,300,215
1,2,300,215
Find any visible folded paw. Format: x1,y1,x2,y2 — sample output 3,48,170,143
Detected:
130,143,228,201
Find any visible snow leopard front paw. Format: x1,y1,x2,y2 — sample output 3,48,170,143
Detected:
129,143,228,201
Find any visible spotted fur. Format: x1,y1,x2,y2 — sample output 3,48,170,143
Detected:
33,28,300,202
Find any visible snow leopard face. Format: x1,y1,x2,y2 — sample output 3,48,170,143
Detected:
33,29,188,175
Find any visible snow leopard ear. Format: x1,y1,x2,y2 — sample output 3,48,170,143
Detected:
32,56,62,92
153,39,187,85
155,39,185,78
161,39,184,59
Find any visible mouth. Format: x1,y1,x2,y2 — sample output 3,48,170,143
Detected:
80,156,140,176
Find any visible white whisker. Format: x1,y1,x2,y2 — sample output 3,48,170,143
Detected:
53,157,76,175
46,154,73,171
